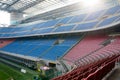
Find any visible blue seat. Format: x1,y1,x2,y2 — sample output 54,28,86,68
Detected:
41,46,70,60
36,28,54,34
0,36,79,61
28,46,51,57
13,26,32,32
34,23,45,28
0,28,12,33
104,6,120,15
58,16,73,24
114,15,120,22
40,19,60,28
1,44,20,53
17,45,38,55
115,18,120,22
0,5,119,38
11,28,54,37
98,16,118,27
0,34,3,37
1,34,11,38
116,9,120,14
25,30,37,35
59,36,79,46
10,32,28,37
54,25,75,32
68,14,86,23
85,10,105,21
75,22,98,30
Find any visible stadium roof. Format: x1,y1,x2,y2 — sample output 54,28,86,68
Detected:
0,0,45,13
0,0,117,23
0,0,80,15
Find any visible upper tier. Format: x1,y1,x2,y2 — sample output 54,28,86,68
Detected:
0,5,120,38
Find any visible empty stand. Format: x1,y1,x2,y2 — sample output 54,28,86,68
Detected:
40,19,60,28
52,36,120,79
97,16,119,27
0,5,120,38
75,36,120,66
68,14,86,23
0,39,15,48
84,10,105,21
53,25,75,32
63,35,108,62
0,36,80,61
104,5,120,15
52,36,120,80
52,55,120,80
58,16,72,24
74,21,98,30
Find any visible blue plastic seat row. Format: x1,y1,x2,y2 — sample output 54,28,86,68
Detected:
97,15,119,27
104,5,120,15
0,5,120,38
40,45,71,60
0,36,80,61
75,21,98,30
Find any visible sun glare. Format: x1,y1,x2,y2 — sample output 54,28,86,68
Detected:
0,10,10,26
68,0,103,9
81,0,101,7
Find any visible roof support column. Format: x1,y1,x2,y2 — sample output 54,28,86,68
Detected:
10,12,23,25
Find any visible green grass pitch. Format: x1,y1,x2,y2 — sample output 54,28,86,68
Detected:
0,62,34,80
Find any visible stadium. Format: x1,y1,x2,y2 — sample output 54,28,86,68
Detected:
0,0,120,80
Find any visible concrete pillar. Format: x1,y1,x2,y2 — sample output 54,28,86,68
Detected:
10,12,23,25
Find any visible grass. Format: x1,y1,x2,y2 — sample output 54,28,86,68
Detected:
0,70,10,80
0,62,35,80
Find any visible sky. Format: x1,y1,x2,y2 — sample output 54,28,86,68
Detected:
0,10,10,26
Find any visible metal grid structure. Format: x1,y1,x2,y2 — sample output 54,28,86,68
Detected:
0,0,118,14
0,0,44,12
0,0,76,14
0,0,119,23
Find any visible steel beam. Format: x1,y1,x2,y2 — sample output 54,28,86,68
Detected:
18,0,45,12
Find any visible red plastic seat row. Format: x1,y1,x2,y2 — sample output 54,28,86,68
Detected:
63,35,108,62
82,56,118,80
0,39,15,48
75,36,120,67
